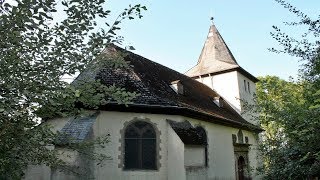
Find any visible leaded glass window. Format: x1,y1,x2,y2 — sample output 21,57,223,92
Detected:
124,121,157,170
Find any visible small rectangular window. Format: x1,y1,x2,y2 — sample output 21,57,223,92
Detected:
244,80,247,92
247,82,250,93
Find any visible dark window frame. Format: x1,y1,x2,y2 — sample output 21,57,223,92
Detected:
124,121,157,170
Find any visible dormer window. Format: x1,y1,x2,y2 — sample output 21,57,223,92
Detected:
213,96,224,107
170,80,184,95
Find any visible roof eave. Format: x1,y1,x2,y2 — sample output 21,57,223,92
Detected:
188,67,259,83
237,67,259,83
93,103,263,133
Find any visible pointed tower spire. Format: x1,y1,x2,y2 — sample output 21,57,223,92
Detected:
185,22,239,77
185,21,259,124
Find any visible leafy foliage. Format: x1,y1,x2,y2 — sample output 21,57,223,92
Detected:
270,0,320,107
0,0,146,178
256,76,320,179
256,0,320,179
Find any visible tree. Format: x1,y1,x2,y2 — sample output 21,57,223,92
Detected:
0,0,146,178
270,0,320,108
256,76,320,179
256,0,320,179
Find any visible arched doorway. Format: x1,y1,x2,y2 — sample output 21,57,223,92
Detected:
233,131,251,180
238,156,246,180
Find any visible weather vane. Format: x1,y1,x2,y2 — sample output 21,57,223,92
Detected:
209,9,214,25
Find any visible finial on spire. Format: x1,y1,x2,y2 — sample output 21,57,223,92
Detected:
210,17,214,25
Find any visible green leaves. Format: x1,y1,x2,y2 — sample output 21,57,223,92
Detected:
0,0,146,178
256,76,320,179
263,1,320,177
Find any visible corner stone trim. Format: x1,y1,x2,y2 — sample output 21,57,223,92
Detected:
118,117,162,170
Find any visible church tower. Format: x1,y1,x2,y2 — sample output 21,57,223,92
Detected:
185,23,258,123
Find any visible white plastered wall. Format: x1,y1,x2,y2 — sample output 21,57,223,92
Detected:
168,124,186,180
24,111,261,180
183,117,260,180
237,72,258,124
184,146,205,167
195,71,258,125
93,111,172,180
195,71,241,114
93,111,260,180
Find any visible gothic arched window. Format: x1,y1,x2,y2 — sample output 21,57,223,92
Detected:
124,121,157,170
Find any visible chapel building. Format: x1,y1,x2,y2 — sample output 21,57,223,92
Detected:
25,23,262,180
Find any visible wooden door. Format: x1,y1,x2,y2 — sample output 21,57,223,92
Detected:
238,156,245,180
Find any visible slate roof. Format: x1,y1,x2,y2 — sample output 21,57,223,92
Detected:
74,45,262,132
185,25,258,82
56,113,98,144
168,120,207,145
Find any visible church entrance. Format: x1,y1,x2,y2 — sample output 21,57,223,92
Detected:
237,156,246,180
233,130,251,180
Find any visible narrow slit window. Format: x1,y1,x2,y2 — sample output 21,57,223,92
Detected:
247,81,250,93
244,80,247,92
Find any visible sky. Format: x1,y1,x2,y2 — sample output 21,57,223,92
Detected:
104,0,320,80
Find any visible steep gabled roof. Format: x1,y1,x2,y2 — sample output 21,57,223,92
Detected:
75,45,261,132
185,25,258,82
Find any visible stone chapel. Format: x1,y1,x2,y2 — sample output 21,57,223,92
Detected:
25,23,262,180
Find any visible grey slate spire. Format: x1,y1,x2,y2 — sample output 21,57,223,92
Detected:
185,24,240,77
